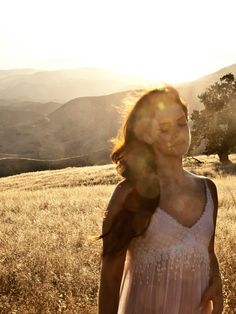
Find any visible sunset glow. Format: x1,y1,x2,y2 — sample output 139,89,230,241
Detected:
1,0,236,83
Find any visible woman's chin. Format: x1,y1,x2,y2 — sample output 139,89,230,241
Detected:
166,147,188,157
152,142,189,158
169,143,189,156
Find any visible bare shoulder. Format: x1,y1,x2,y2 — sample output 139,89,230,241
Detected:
184,170,218,208
184,169,215,187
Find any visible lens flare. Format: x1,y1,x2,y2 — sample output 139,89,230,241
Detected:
134,114,161,144
136,174,160,199
157,101,166,111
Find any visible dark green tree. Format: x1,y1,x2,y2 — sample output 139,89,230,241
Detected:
190,73,236,163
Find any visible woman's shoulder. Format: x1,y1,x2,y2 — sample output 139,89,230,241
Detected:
184,170,216,186
113,179,135,202
184,170,218,205
103,179,134,219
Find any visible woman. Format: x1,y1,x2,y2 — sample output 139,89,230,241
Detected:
98,85,223,314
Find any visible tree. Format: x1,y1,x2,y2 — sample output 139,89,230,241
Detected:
190,73,236,163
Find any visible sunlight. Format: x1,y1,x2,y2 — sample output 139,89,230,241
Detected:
0,0,236,82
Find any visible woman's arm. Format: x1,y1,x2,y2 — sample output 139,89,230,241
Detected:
200,178,223,314
98,251,127,314
98,180,133,314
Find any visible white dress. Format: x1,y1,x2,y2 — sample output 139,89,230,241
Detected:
118,179,214,314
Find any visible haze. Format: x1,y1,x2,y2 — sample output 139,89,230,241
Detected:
1,0,236,83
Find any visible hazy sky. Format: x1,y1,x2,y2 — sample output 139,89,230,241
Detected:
1,0,236,83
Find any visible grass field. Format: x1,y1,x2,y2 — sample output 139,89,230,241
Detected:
0,155,235,313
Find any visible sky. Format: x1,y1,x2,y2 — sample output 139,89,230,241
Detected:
1,0,236,83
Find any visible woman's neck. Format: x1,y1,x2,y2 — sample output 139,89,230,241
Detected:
155,154,186,185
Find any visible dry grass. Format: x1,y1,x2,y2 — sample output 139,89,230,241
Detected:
0,155,235,313
0,186,107,313
0,164,120,192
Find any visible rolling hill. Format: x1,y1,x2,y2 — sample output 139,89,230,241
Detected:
0,107,42,128
0,64,235,176
0,159,235,312
0,90,132,160
0,68,152,103
176,63,236,111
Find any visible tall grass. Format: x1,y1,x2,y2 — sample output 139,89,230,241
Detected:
0,155,235,313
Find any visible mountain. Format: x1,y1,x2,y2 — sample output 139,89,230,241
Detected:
0,100,62,128
5,101,62,115
0,107,42,128
0,90,132,160
0,64,235,176
0,68,152,103
176,63,236,111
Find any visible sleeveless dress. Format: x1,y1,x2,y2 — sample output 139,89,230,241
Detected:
117,179,214,314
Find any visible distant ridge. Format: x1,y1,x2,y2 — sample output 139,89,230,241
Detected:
0,67,152,103
0,149,110,177
0,63,235,176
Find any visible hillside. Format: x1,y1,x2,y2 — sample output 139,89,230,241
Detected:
0,158,235,313
0,149,110,178
1,64,236,105
0,90,132,160
0,100,62,128
6,101,62,115
0,64,235,175
0,153,235,184
176,63,236,111
0,107,42,128
0,68,152,103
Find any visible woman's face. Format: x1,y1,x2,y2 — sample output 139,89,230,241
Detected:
152,102,190,157
134,98,190,157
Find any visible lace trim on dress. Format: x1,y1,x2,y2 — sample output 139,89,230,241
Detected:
130,245,211,284
156,178,209,230
126,179,212,285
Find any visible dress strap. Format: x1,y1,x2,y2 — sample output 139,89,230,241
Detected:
203,177,214,212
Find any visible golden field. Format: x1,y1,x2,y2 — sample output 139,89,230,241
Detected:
0,155,235,313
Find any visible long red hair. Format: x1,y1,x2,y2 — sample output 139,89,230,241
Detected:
100,84,188,257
